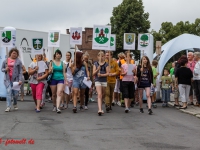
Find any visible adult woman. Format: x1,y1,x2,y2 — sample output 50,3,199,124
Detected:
93,51,109,115
175,55,193,109
28,54,48,112
49,50,66,113
71,52,90,113
1,48,23,112
62,51,73,109
137,56,153,115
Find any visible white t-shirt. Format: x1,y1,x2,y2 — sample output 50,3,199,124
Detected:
29,61,48,84
63,60,73,81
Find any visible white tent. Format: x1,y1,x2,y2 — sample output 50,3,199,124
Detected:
154,34,200,76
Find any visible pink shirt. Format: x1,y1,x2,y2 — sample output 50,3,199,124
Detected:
121,63,136,82
187,60,196,72
8,58,16,80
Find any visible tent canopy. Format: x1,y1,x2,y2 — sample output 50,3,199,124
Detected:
154,34,200,76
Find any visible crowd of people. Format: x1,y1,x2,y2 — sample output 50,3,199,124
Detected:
1,48,200,116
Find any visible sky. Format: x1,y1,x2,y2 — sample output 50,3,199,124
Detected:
0,0,200,34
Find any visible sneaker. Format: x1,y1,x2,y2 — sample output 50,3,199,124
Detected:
112,101,115,106
35,109,40,113
125,108,129,113
148,109,153,115
73,107,77,113
84,106,88,110
152,103,157,108
52,106,56,112
106,106,110,113
57,108,61,114
117,101,121,106
13,105,18,110
140,108,144,113
89,98,95,102
64,104,68,109
60,104,64,110
162,103,166,107
5,107,11,112
79,106,84,111
128,108,131,112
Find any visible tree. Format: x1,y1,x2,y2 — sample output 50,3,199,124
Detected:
50,33,54,41
140,34,148,46
95,28,99,37
110,0,150,59
34,39,41,49
110,37,114,46
104,28,109,37
2,32,5,37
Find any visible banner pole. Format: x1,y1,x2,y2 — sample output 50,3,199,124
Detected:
74,45,77,67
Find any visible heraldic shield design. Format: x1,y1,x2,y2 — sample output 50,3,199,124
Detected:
125,34,134,45
50,32,59,43
72,31,81,40
94,27,109,44
140,34,149,47
32,39,43,50
1,31,11,43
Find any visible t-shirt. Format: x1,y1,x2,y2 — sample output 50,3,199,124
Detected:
52,61,64,80
63,60,73,81
175,67,193,85
94,62,108,82
107,60,119,83
121,63,136,82
138,67,151,87
152,66,157,85
29,61,48,84
161,76,172,89
187,61,196,72
170,68,174,76
8,58,16,80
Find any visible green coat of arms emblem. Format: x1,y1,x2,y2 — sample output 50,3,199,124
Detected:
32,39,43,50
94,28,109,44
2,31,11,43
50,32,59,43
140,34,149,47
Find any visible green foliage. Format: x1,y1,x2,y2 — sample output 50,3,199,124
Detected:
110,0,150,59
151,18,200,53
104,28,109,37
2,32,5,37
95,28,100,36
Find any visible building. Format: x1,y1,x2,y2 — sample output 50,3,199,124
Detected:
67,27,100,62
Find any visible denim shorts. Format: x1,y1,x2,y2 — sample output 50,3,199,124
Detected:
50,79,64,85
73,79,87,89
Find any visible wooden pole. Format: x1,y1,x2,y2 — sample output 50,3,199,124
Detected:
52,47,54,60
141,50,144,76
109,51,111,73
6,47,9,75
74,45,77,67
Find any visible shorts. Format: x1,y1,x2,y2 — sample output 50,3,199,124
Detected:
95,82,107,87
114,79,120,93
50,79,64,85
122,81,135,99
73,79,87,89
31,82,44,100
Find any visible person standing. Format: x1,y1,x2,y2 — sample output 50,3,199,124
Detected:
175,55,193,109
105,51,119,113
193,52,200,107
170,62,175,77
93,51,109,115
137,56,153,115
187,52,196,105
49,50,66,113
160,69,172,107
71,52,90,113
1,48,23,112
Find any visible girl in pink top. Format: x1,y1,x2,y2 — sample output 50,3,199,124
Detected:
121,54,136,113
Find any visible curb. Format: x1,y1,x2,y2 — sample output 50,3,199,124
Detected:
168,102,200,119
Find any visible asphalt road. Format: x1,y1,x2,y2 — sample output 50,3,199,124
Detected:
0,98,200,150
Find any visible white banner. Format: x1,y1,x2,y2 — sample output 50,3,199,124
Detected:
0,47,7,97
92,25,111,50
110,34,116,51
123,33,135,50
138,33,150,51
0,30,14,47
48,30,60,47
32,38,44,54
70,27,82,45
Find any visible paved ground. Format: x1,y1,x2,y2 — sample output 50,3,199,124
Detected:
0,96,200,150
